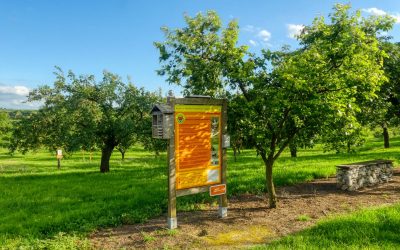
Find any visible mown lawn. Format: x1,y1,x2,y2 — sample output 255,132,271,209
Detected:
1,136,400,248
256,203,400,249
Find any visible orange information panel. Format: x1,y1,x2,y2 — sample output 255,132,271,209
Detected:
175,105,222,190
210,184,226,196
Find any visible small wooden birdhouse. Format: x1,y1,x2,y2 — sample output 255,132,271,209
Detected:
151,104,173,139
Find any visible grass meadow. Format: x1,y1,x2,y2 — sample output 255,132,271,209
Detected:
1,136,400,248
257,203,400,249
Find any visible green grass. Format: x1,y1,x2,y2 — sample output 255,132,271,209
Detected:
296,215,311,222
228,136,400,194
256,203,400,249
1,136,400,248
0,147,171,248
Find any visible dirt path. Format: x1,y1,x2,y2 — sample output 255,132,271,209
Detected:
90,170,400,249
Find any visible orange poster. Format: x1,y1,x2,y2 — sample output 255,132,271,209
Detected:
175,105,222,190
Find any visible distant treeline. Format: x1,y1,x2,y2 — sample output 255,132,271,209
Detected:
0,109,35,120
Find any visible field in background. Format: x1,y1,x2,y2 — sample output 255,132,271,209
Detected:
1,136,400,247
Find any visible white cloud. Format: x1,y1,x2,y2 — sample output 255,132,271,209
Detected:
257,29,271,42
362,7,387,16
243,25,272,47
287,24,304,39
0,85,30,96
0,84,40,109
249,39,258,46
243,25,256,33
362,7,400,24
392,14,400,23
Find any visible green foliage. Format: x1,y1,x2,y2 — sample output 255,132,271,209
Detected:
258,203,400,249
350,41,400,149
228,4,394,206
380,41,400,125
141,232,156,242
1,109,34,120
3,233,91,250
155,10,248,97
156,5,395,207
0,111,11,147
321,111,367,153
10,68,161,172
297,215,311,222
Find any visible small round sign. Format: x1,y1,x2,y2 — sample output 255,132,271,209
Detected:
176,113,186,124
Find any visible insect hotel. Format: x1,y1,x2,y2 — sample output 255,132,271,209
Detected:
151,96,229,229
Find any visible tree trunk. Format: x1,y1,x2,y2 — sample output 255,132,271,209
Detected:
233,147,237,162
289,144,297,158
260,152,277,208
118,148,125,160
347,141,351,153
100,145,114,173
383,125,390,148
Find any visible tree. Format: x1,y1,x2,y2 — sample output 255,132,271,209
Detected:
155,10,248,98
382,42,400,117
227,94,247,161
157,5,394,208
356,94,392,149
155,10,249,162
352,41,400,149
0,111,11,148
377,41,400,147
116,137,136,161
321,109,366,153
10,68,159,172
245,5,393,207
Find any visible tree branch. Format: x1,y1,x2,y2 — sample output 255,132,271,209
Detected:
273,127,301,161
237,80,251,102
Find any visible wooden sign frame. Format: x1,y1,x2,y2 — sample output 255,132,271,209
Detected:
167,97,228,229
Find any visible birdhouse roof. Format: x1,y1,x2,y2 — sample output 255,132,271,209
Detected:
151,104,173,114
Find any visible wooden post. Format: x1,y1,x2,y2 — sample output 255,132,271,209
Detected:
167,98,177,229
56,149,62,170
218,99,228,217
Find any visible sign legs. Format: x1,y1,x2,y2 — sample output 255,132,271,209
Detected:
167,217,177,229
167,141,177,229
167,176,177,229
218,194,228,218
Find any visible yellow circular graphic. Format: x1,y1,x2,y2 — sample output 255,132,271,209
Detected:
176,113,186,124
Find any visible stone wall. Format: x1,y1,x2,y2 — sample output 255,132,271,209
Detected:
336,160,393,191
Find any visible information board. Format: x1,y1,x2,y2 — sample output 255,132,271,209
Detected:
174,105,222,190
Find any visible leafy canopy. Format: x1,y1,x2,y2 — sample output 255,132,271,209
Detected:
156,4,395,207
11,68,160,171
155,10,248,97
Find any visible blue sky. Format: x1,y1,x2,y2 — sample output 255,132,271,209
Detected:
1,0,400,109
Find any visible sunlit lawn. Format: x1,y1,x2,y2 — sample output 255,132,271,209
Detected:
256,203,400,249
1,136,400,248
